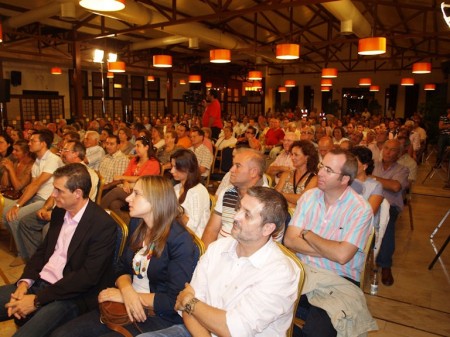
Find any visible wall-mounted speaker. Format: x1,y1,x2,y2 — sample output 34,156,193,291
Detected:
11,71,22,87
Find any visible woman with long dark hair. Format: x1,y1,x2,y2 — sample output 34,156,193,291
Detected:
1,139,34,191
51,175,198,337
170,149,210,237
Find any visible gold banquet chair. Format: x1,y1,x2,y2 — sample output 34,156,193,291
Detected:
185,226,206,256
276,243,305,337
106,209,129,262
0,194,11,284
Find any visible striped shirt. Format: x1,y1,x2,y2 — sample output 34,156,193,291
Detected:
290,187,373,281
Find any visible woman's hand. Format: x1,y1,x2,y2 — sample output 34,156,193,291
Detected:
98,288,124,303
123,180,131,194
2,159,13,171
120,285,147,323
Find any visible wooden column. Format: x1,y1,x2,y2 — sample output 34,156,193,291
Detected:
72,40,83,118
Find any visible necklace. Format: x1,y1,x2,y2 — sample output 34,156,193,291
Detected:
133,242,155,279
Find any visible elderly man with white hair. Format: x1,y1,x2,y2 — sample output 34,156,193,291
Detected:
266,132,298,184
83,130,105,170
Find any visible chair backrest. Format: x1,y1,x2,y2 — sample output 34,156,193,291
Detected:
185,225,206,256
209,194,216,213
106,209,129,262
360,226,375,290
276,242,305,337
95,171,106,205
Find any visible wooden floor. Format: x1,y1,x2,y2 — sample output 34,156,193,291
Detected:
0,157,449,337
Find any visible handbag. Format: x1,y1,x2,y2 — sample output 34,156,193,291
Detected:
99,301,154,337
1,187,22,200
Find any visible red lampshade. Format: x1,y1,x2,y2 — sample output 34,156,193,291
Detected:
188,75,201,83
322,68,338,78
321,79,332,87
205,82,212,88
147,75,155,82
210,49,231,63
248,71,262,80
153,55,172,68
276,43,300,60
278,86,287,93
359,78,372,86
321,86,330,92
358,37,386,55
412,62,431,74
179,79,187,85
51,67,62,75
424,83,436,91
284,80,296,87
252,81,262,89
107,61,126,73
401,78,414,86
369,85,380,92
106,72,114,78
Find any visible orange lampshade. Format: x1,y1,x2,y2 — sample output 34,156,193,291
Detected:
321,79,332,87
51,67,62,75
108,61,125,72
147,75,155,82
276,43,300,60
369,85,380,92
179,79,187,85
248,71,262,80
359,78,372,86
252,81,262,89
210,49,231,63
401,78,414,86
188,75,201,83
321,86,330,92
278,86,287,93
412,62,431,74
106,72,114,78
205,82,212,88
79,0,125,11
424,83,436,91
358,37,386,55
285,80,296,87
153,55,172,68
322,68,338,78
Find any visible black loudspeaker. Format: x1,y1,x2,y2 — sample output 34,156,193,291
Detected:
11,71,22,86
0,79,11,103
121,88,131,106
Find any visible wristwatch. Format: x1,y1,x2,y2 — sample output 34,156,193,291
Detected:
301,230,310,241
34,295,41,309
15,203,21,208
184,297,200,315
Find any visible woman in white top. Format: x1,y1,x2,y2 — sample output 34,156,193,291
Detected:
170,148,210,238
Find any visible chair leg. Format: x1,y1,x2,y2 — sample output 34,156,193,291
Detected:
408,201,414,230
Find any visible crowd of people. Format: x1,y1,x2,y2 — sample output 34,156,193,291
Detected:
0,97,438,337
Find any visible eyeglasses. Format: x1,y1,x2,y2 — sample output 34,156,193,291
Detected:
317,162,344,176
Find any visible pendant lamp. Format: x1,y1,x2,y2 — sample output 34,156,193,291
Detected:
285,80,296,87
276,44,300,60
401,78,414,86
358,37,386,55
322,68,338,78
108,61,126,73
147,76,155,82
359,78,371,86
321,79,332,87
210,49,231,63
369,85,380,92
79,0,125,11
188,75,201,83
412,62,431,74
51,67,62,75
248,71,262,81
153,55,172,68
424,84,436,91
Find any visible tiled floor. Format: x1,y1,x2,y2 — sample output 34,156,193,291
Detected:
0,158,449,337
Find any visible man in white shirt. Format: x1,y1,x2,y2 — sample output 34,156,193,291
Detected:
83,130,105,170
139,186,300,337
3,129,63,267
266,132,298,183
189,127,213,180
215,126,237,150
98,135,130,191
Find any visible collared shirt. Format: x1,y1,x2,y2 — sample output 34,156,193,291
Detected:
191,237,300,337
98,150,130,184
86,145,105,170
290,187,373,281
373,161,409,209
268,151,294,183
215,136,237,150
189,144,213,177
32,150,63,200
39,200,89,284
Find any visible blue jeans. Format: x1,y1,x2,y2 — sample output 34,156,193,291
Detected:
136,325,191,337
0,282,79,337
376,206,400,268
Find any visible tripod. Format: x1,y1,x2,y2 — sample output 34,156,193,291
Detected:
428,209,450,269
422,146,450,184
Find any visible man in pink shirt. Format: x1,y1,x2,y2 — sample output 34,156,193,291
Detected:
0,163,116,337
202,89,223,140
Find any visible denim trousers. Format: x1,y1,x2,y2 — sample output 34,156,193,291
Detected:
0,280,79,337
136,324,191,337
376,206,401,268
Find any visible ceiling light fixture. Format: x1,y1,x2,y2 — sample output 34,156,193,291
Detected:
321,79,332,87
51,67,62,75
412,62,432,74
252,81,262,89
322,68,338,78
206,82,212,88
278,86,287,93
401,78,414,86
147,75,155,82
107,61,126,73
210,49,231,63
369,85,380,92
153,55,172,68
179,79,186,85
79,0,125,12
276,43,300,60
285,80,296,87
358,37,386,55
424,83,436,91
106,72,114,78
188,75,201,83
248,70,262,81
321,86,330,92
359,78,372,86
